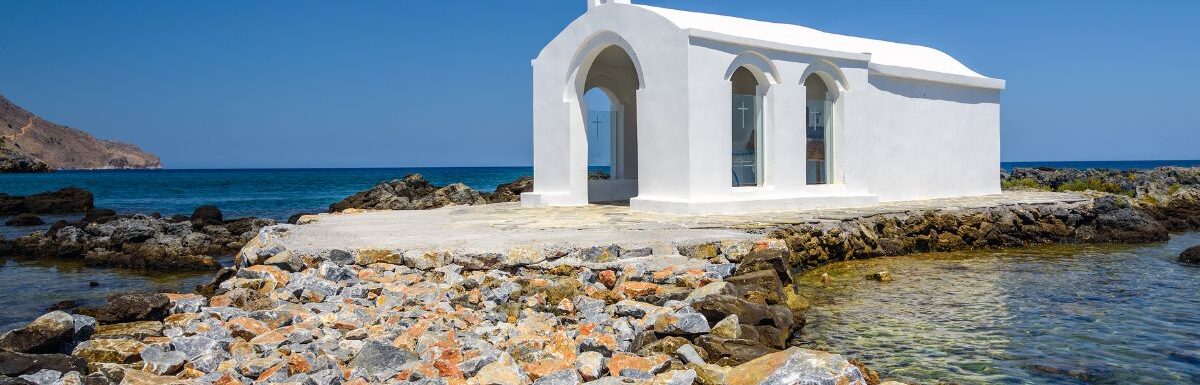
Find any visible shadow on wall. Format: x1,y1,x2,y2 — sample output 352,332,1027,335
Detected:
869,75,1000,104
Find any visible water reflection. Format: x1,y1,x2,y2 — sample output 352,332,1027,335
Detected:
0,258,218,332
796,233,1200,385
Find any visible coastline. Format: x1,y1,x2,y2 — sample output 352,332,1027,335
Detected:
1,166,1199,384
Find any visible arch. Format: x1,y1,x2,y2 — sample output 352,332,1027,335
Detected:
723,51,781,86
565,31,646,101
731,66,766,187
565,38,643,202
799,60,849,95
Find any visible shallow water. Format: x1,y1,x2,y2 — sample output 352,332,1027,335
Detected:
796,233,1200,385
0,258,219,332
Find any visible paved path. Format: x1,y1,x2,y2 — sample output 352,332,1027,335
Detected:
278,191,1086,257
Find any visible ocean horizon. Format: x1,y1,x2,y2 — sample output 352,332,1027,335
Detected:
2,160,1198,225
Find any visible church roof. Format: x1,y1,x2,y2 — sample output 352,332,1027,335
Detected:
636,5,997,83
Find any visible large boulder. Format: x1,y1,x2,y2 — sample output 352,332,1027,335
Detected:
0,352,86,376
74,293,170,324
189,205,223,227
726,348,867,385
0,188,92,216
1181,246,1200,265
0,312,75,354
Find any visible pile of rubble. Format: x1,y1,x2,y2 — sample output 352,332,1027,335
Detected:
0,237,891,384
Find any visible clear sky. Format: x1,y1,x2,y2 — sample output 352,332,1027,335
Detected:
2,0,1197,169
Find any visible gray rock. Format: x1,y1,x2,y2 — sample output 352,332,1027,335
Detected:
654,308,710,335
169,336,220,360
17,369,60,385
348,340,417,381
652,369,697,385
138,345,185,375
533,369,581,385
675,344,705,365
726,348,867,385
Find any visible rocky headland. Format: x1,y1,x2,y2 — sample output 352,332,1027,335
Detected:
0,94,161,172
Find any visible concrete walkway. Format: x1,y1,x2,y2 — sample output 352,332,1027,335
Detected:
276,191,1085,258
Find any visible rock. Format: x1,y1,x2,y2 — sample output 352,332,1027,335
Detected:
868,272,893,282
208,288,273,312
619,281,659,299
690,295,793,333
44,301,78,313
649,369,696,385
692,336,777,366
330,174,488,212
710,315,741,339
138,345,185,376
4,214,43,226
0,353,86,376
91,322,163,340
531,369,580,385
74,293,170,324
1181,246,1200,264
0,188,91,216
70,339,145,366
575,351,605,381
16,369,59,385
653,308,710,335
0,142,51,174
605,353,669,379
468,353,529,385
0,312,75,354
117,368,182,385
486,177,534,203
349,341,418,381
726,348,866,385
688,363,729,385
674,345,705,365
189,206,223,227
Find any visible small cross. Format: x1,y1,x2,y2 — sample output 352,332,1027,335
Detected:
737,101,751,128
591,115,604,139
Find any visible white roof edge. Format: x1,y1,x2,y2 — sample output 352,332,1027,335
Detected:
635,4,1005,88
869,63,1006,90
688,29,871,63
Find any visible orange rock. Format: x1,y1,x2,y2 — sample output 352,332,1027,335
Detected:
226,317,270,341
598,270,617,289
245,265,291,286
621,281,660,299
607,352,670,378
436,349,465,379
256,363,285,382
651,267,676,281
522,360,573,381
213,373,245,385
287,354,312,376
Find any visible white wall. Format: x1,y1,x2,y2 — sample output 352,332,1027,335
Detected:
526,3,1002,214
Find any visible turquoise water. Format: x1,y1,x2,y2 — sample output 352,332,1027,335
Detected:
797,233,1200,385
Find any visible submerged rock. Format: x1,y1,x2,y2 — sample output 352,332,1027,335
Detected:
0,352,86,376
725,347,867,385
0,188,91,216
1181,246,1200,264
74,293,170,324
4,214,43,226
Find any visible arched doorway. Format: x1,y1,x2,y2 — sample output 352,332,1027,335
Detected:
805,74,833,185
580,45,640,202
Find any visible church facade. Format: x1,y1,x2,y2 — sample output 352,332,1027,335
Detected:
521,0,1005,215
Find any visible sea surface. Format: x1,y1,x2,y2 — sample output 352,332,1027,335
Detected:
796,232,1200,385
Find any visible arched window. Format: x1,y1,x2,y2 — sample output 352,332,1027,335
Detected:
731,67,762,187
805,74,832,185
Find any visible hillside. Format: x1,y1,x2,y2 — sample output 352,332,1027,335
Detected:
0,94,160,171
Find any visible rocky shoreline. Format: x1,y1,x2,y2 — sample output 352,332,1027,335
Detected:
2,167,1198,385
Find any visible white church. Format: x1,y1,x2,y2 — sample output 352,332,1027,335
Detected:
521,0,1005,215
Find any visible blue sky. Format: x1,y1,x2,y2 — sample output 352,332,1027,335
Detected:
1,0,1197,168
